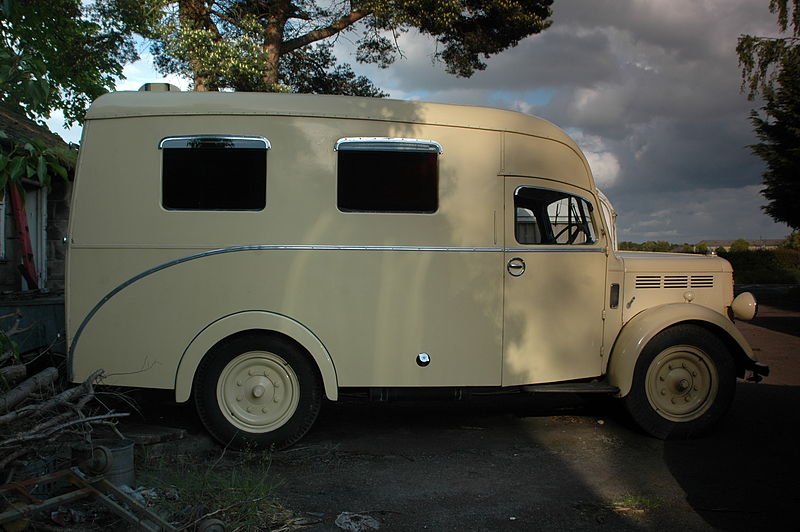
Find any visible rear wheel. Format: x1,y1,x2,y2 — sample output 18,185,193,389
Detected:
194,333,322,450
624,324,735,439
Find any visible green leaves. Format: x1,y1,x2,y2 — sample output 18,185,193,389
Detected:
737,0,800,100
150,1,554,93
0,129,75,200
1,0,156,125
739,1,800,230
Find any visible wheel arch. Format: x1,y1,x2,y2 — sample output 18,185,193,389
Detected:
175,311,338,403
607,303,756,397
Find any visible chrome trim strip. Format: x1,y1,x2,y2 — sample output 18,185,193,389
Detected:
334,137,443,154
68,243,604,369
504,247,606,253
159,135,271,150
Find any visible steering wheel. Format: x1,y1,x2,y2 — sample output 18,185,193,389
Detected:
554,223,588,244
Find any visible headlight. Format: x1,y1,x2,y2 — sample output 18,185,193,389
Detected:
731,292,758,321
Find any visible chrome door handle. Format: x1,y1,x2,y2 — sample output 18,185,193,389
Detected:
507,257,525,277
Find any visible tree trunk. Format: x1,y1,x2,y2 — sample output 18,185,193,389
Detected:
178,0,219,91
261,13,287,89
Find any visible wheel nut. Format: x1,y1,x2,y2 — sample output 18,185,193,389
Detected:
261,407,268,413
236,395,243,402
247,406,254,413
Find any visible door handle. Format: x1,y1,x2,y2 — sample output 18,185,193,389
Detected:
507,257,525,277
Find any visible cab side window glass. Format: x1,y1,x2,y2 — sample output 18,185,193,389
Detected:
336,138,441,213
515,187,596,245
161,136,269,211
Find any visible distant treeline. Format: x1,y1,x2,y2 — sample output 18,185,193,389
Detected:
619,235,800,284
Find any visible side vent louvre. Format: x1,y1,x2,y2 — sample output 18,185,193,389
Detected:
690,275,714,288
635,274,715,289
663,275,689,288
635,275,661,289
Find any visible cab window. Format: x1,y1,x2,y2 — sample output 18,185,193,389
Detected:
515,187,596,245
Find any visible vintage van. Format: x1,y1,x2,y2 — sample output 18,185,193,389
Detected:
66,86,768,449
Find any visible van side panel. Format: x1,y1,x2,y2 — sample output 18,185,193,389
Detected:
68,114,506,390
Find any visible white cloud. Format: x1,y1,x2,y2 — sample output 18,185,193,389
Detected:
568,130,621,187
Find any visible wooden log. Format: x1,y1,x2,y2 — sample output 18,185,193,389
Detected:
0,365,25,384
0,369,102,426
0,367,58,412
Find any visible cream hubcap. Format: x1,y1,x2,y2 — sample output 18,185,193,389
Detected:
645,345,718,422
217,351,300,433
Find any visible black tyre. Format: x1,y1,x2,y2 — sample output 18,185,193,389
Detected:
194,332,322,450
624,324,736,439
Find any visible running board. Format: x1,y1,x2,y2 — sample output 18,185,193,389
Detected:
522,383,620,394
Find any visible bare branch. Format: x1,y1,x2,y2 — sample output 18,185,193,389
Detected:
281,9,371,54
0,367,58,412
0,412,128,448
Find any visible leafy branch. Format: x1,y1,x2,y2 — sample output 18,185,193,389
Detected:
0,131,72,199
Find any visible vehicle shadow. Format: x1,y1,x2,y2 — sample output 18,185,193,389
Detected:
663,383,799,531
746,315,800,337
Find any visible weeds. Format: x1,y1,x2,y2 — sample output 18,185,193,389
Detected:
137,447,292,530
611,493,662,512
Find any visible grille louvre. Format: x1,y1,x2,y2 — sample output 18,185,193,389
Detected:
690,275,714,288
635,274,715,289
635,275,661,289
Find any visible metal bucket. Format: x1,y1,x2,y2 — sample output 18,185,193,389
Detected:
72,439,135,486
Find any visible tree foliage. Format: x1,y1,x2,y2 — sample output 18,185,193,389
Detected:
730,238,751,252
0,132,71,200
737,0,800,99
783,232,800,249
148,0,554,93
749,47,800,230
0,0,157,124
738,1,800,230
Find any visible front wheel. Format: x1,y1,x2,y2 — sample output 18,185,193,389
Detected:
194,333,322,450
624,324,736,439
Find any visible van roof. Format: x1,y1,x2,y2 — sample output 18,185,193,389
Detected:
86,91,578,148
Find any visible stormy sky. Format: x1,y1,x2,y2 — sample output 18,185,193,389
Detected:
332,0,793,244
51,0,792,243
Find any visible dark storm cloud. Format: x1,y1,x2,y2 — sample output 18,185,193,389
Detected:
337,0,791,241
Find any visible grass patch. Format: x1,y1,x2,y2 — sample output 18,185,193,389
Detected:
137,447,292,530
611,494,662,512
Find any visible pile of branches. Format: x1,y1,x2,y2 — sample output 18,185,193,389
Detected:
0,310,126,482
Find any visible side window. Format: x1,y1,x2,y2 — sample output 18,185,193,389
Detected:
335,137,441,213
515,187,596,245
160,136,269,211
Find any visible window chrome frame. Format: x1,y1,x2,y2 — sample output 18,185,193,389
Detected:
159,135,271,150
334,137,443,154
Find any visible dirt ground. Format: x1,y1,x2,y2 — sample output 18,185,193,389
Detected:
130,289,799,531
